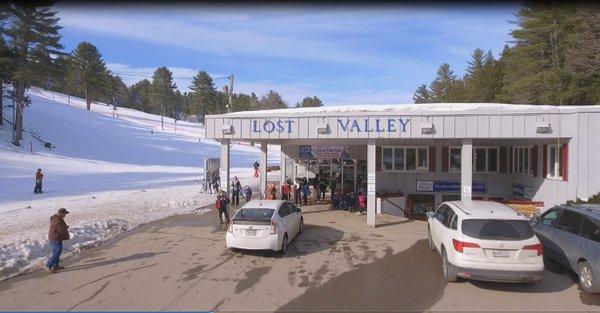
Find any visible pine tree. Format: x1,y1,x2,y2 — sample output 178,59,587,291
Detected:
129,79,151,112
259,90,287,109
464,48,486,101
0,5,14,127
6,2,64,145
149,67,177,117
68,42,109,110
189,70,217,119
430,63,458,102
295,96,323,108
413,84,432,103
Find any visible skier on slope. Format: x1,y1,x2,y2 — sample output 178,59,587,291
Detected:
253,160,260,177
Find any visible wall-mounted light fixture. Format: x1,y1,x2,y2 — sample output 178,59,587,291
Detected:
317,123,330,134
222,124,234,135
536,122,552,134
420,123,435,135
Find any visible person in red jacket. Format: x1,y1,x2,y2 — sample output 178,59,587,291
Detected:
281,181,291,201
34,168,44,194
45,208,70,273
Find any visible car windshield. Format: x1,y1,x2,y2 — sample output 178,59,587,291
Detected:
462,219,534,240
235,208,275,221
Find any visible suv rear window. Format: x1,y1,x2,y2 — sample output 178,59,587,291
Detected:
235,208,274,221
462,219,534,240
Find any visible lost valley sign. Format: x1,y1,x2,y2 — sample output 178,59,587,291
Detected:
251,117,410,134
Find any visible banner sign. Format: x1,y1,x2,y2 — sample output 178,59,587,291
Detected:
416,180,487,193
251,117,410,134
299,145,351,160
512,183,533,200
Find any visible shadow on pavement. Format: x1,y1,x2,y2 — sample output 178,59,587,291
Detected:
61,251,168,272
277,239,446,312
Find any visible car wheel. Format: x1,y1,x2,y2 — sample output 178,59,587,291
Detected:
280,234,288,255
229,247,240,253
298,218,304,234
578,261,600,294
441,248,458,282
427,228,435,251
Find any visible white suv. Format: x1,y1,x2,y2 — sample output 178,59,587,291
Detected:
426,200,544,283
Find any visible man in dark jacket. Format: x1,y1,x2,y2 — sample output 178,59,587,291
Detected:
45,208,70,272
230,176,242,205
216,190,230,224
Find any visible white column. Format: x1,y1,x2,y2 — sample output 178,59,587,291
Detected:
367,141,377,227
260,142,268,198
461,138,473,202
280,148,287,189
220,139,230,196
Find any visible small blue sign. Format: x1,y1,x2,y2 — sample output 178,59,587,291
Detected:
299,145,313,159
512,183,533,200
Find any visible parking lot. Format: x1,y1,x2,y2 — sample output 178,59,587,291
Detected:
0,204,598,312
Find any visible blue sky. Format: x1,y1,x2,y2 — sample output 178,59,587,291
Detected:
55,4,519,105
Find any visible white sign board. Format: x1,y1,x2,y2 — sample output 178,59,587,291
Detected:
416,180,434,192
462,185,472,194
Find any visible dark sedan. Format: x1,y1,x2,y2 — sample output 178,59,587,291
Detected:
532,204,600,294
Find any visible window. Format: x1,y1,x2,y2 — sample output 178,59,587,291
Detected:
236,208,275,221
581,217,600,243
541,209,559,227
434,204,448,224
442,207,456,229
381,147,428,172
556,209,583,235
449,147,461,172
462,219,534,240
382,148,393,171
513,146,533,175
547,145,561,179
474,147,499,173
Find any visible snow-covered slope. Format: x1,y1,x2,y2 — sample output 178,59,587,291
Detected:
0,87,280,280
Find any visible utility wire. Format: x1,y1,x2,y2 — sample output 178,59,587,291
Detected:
113,72,231,80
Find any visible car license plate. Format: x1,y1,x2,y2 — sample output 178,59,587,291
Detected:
245,229,257,236
492,250,509,258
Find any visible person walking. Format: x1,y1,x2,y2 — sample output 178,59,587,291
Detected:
302,180,310,205
281,181,291,201
318,175,327,202
313,174,320,203
253,160,260,177
293,179,300,204
34,168,44,194
265,182,277,200
45,208,70,272
230,176,242,205
244,185,253,202
216,189,230,224
330,173,337,200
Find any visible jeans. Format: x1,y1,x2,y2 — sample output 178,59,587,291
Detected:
219,208,230,223
34,182,43,194
46,240,62,269
232,190,240,205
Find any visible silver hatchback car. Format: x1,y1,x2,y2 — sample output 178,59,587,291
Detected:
531,204,600,294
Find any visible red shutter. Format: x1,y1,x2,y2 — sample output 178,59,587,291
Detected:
542,144,548,178
560,143,568,181
499,146,507,173
532,145,538,177
429,146,436,172
441,146,449,172
509,146,513,173
376,146,382,172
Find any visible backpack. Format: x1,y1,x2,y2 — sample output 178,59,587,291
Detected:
215,198,222,209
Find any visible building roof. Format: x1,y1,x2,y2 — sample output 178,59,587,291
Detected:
448,200,526,220
209,103,600,118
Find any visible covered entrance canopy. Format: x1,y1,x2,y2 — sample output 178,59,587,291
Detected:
205,103,600,227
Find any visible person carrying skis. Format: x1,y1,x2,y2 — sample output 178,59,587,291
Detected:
34,168,44,194
230,176,242,205
216,189,230,224
244,185,253,202
253,160,260,177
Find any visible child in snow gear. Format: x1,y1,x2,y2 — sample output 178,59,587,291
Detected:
216,190,230,224
46,208,70,272
231,176,242,205
244,185,252,202
265,182,277,200
253,161,260,177
281,181,291,201
302,183,310,205
34,169,44,194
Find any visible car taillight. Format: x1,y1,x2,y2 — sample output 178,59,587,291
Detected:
228,221,233,233
452,239,480,253
522,243,543,256
270,220,277,234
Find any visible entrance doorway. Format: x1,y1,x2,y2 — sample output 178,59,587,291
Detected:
408,194,435,217
342,164,356,194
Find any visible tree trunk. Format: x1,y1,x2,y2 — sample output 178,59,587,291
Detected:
86,89,91,110
0,81,3,126
12,82,24,146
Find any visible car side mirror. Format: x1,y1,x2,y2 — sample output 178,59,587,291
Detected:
426,211,434,219
529,216,539,225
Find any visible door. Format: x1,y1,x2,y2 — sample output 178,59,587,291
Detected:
430,204,449,248
534,207,563,261
554,208,584,270
286,203,301,237
342,165,355,193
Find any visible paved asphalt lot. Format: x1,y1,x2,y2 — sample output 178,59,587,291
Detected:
0,204,599,312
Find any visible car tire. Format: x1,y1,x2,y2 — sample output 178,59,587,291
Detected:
279,234,288,256
298,218,304,234
578,261,600,294
427,228,436,251
441,248,458,283
229,247,240,253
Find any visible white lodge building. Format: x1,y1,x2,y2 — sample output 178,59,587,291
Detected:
205,103,600,227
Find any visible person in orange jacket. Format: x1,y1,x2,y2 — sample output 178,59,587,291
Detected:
34,168,44,194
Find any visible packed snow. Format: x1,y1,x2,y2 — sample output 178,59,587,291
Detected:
0,87,280,280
